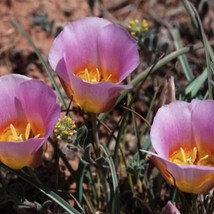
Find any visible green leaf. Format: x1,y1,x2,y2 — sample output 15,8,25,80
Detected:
170,27,194,81
185,69,207,97
100,144,119,214
182,0,214,99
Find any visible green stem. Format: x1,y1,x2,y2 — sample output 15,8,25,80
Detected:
49,138,75,177
113,112,128,164
75,161,86,205
90,113,100,157
51,140,59,192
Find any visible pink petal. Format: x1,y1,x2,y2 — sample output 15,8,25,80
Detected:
98,24,140,82
65,71,131,113
0,138,44,169
150,154,214,194
161,201,180,214
17,79,61,139
49,17,111,80
150,101,196,158
191,100,214,155
0,74,29,130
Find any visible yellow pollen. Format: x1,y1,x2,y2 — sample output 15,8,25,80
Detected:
170,146,214,166
76,67,112,83
0,123,40,142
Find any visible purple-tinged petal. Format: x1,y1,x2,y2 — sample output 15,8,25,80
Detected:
61,73,131,113
98,24,140,82
191,100,214,155
49,17,111,80
0,138,45,169
161,201,180,214
150,101,196,158
0,75,29,131
150,154,214,194
17,79,61,138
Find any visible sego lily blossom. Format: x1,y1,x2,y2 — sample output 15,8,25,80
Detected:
0,74,60,169
148,100,214,194
48,17,140,113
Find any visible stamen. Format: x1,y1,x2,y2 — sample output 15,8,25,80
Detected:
85,68,90,82
105,74,112,82
96,68,100,82
10,124,20,140
170,146,214,167
0,123,41,142
197,155,209,165
25,123,31,140
180,147,187,163
191,147,197,163
76,67,112,83
34,134,41,138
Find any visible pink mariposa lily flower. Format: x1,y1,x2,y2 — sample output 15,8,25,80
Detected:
149,100,214,194
49,17,140,113
0,74,60,169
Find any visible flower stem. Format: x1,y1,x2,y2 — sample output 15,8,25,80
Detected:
90,113,100,157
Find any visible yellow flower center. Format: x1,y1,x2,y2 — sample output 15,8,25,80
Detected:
76,68,112,83
169,147,214,166
0,123,40,142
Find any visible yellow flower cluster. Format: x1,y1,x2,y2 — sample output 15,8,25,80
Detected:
54,115,76,141
128,19,149,37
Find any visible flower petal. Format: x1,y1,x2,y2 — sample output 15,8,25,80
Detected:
0,138,44,169
98,24,140,82
61,74,130,113
150,154,214,194
49,17,111,80
0,74,29,131
161,201,180,214
150,101,196,158
191,100,214,155
17,79,61,140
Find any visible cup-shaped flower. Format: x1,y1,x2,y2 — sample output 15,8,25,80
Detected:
49,17,140,113
0,74,60,169
149,100,214,194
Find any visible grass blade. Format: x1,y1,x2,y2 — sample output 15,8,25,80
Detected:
100,144,119,214
170,27,194,81
185,68,207,97
182,0,214,99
